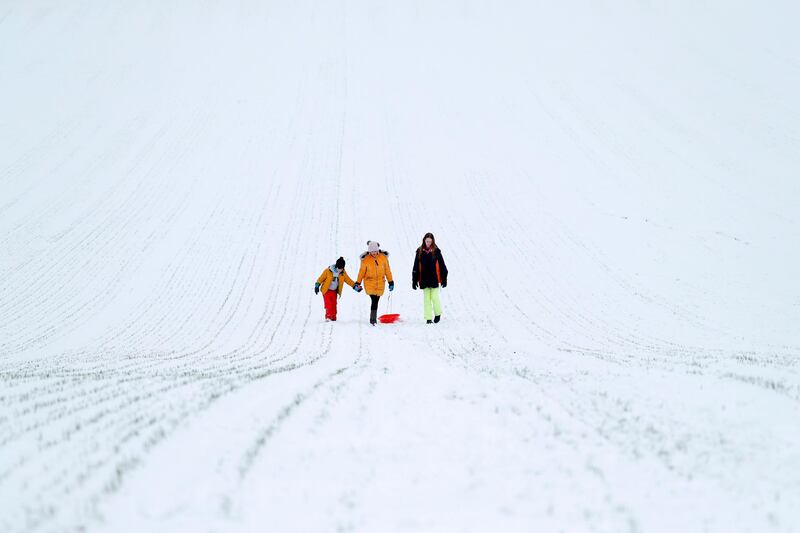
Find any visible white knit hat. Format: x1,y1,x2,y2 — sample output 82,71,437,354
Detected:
367,241,380,253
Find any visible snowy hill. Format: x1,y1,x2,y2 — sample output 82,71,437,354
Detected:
2,1,799,531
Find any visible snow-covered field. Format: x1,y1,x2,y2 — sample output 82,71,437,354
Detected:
2,1,800,531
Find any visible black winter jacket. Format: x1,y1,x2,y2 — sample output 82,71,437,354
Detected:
412,247,448,289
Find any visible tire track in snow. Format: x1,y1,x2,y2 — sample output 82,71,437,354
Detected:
1,45,357,530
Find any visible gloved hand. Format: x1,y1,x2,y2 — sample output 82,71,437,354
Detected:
441,280,447,288
314,283,320,294
353,283,362,292
412,280,417,290
388,281,394,292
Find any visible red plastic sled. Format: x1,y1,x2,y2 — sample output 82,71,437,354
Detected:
378,313,401,324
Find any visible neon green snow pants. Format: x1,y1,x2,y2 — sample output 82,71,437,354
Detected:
423,287,442,320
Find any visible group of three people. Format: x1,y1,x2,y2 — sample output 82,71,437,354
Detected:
314,233,448,325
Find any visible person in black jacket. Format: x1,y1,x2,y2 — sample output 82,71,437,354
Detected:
412,232,448,323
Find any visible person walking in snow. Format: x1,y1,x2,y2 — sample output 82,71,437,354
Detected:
355,241,394,325
412,232,448,324
315,256,358,321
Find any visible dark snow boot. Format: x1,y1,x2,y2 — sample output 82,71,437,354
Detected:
370,309,377,325
426,320,433,324
434,315,441,323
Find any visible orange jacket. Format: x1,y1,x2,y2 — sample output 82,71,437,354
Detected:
316,267,356,297
356,251,393,296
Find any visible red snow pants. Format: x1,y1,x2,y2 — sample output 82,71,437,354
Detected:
323,290,338,320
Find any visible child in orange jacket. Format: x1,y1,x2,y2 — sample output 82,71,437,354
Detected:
315,257,358,321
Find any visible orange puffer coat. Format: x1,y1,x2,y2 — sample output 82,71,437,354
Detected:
356,251,393,296
316,267,356,296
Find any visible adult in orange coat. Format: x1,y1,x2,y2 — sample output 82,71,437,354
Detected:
355,240,394,325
